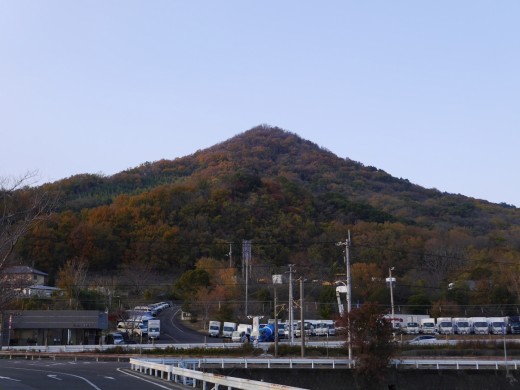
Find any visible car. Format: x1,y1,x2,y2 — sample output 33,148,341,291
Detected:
133,323,148,337
407,335,437,345
105,332,125,345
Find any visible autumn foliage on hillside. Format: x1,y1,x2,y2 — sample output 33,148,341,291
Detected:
11,125,520,318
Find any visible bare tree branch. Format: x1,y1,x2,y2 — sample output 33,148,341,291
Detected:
0,173,58,268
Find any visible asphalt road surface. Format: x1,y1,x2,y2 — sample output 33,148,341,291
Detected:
158,304,222,344
0,359,185,390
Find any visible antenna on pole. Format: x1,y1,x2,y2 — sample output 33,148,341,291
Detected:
336,230,352,364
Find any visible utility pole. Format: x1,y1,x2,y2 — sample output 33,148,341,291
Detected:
272,274,282,357
337,230,352,363
287,264,295,344
300,278,305,357
274,286,278,357
228,242,232,268
243,240,252,316
388,267,395,330
245,267,248,317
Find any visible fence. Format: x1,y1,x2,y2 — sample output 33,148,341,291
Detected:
130,357,309,390
129,357,520,390
0,340,344,354
133,357,520,371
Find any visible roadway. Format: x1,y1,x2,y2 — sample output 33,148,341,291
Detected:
0,359,185,390
155,303,223,344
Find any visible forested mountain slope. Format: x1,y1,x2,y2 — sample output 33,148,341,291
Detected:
16,125,520,310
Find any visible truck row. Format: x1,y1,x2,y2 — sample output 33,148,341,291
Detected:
115,303,169,340
385,314,520,335
208,319,336,340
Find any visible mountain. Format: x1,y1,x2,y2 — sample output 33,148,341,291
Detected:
48,125,518,229
16,125,520,309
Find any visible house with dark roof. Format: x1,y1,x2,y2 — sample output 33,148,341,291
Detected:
2,266,48,288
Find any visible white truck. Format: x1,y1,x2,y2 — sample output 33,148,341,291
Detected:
237,323,252,335
307,320,318,336
402,321,420,335
402,315,430,334
222,321,237,338
487,317,508,335
420,318,436,334
383,314,405,331
436,317,454,335
295,320,315,337
208,320,221,337
315,320,335,336
453,317,471,334
469,317,489,335
147,319,160,340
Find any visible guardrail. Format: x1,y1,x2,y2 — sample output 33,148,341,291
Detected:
130,357,309,390
129,357,520,389
0,340,344,354
134,357,520,371
0,342,246,353
141,357,354,369
393,358,520,370
2,348,519,373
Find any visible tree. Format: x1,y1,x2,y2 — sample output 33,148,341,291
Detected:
188,258,240,320
351,262,382,302
406,293,432,314
119,259,156,297
0,174,56,311
1,173,56,268
318,285,336,319
337,302,396,384
430,300,460,318
57,257,89,309
173,268,211,302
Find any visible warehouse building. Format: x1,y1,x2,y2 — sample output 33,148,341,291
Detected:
1,310,108,346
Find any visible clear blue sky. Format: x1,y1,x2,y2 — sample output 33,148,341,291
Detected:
1,1,518,206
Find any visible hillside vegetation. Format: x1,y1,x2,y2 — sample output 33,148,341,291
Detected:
13,125,520,319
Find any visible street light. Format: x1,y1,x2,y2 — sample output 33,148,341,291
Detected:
336,231,352,364
386,267,396,330
334,281,347,317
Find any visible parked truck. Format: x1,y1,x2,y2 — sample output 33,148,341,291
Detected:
402,321,420,335
510,316,520,335
208,320,221,337
147,319,160,340
315,320,335,336
420,318,436,334
488,317,509,335
237,323,252,335
436,317,454,335
469,317,489,335
222,322,237,338
402,315,430,334
453,318,471,334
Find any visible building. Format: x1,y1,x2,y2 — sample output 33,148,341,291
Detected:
1,310,108,346
22,285,62,298
1,265,61,298
2,266,48,288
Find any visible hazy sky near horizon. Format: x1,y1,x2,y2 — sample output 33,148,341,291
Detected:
1,1,519,206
